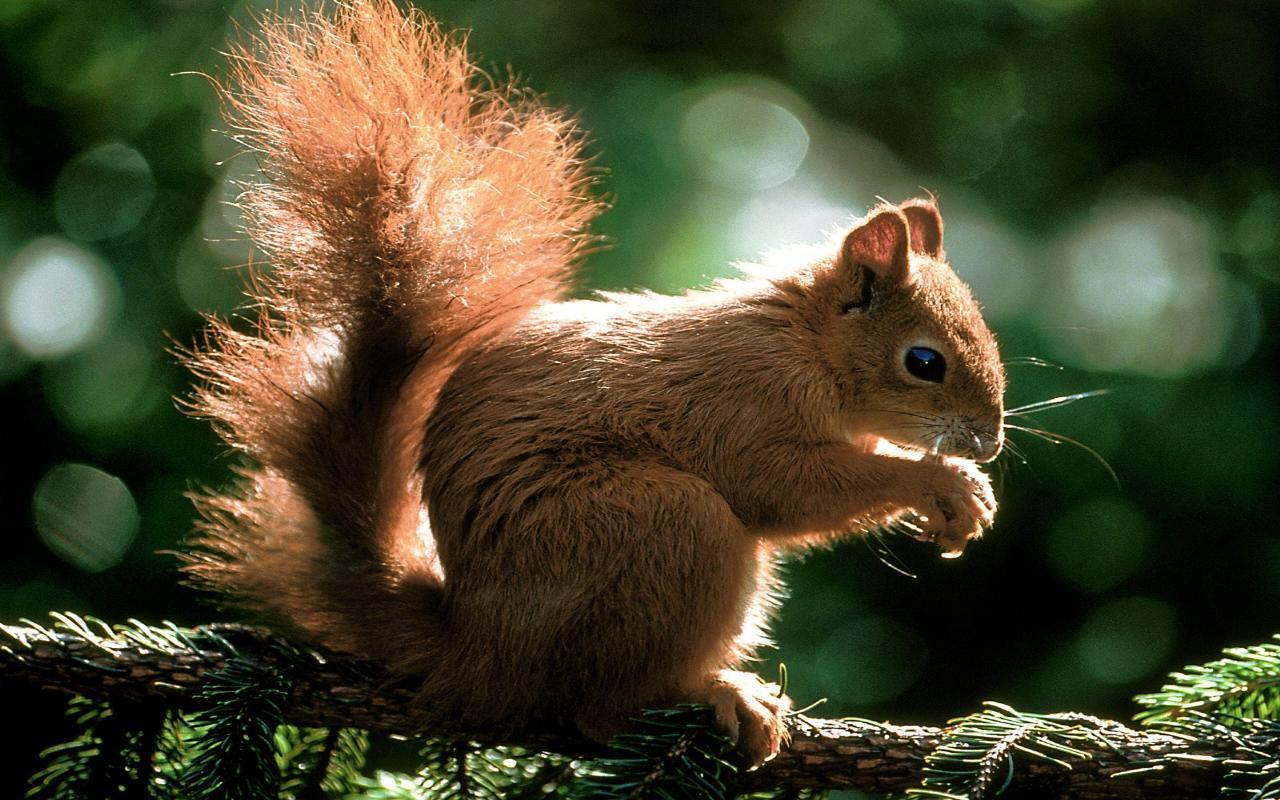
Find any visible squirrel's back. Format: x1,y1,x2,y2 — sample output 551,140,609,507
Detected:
181,0,600,673
421,275,845,557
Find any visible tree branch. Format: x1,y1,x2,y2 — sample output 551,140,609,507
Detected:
0,617,1230,798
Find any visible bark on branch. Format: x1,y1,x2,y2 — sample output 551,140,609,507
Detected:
0,619,1230,798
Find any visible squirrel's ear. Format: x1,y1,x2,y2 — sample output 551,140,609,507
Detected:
901,198,944,258
840,206,911,284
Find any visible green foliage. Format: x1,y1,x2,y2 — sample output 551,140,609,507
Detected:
277,726,369,799
416,740,578,799
906,703,1112,800
1135,636,1280,724
27,698,108,799
350,771,430,799
23,683,752,800
27,697,166,800
1146,714,1280,800
178,657,372,799
1223,718,1280,799
182,658,288,799
574,706,737,800
148,712,190,800
1140,645,1280,800
890,636,1280,800
1129,639,1280,800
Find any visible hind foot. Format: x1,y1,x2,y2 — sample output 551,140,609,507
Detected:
685,669,790,768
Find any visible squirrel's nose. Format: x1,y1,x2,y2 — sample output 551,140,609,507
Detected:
971,430,1002,463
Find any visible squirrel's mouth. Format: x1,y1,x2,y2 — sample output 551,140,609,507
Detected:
845,432,884,454
851,416,1002,463
848,433,930,462
852,429,1001,463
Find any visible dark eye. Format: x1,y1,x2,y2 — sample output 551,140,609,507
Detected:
905,346,946,383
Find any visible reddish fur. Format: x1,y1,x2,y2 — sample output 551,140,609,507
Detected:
183,0,1005,766
181,0,597,659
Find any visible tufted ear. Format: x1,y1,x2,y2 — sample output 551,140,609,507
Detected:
839,206,912,284
900,198,944,258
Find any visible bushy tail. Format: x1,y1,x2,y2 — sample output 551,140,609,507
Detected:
181,0,599,668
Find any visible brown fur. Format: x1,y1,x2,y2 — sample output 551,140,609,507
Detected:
183,0,1005,766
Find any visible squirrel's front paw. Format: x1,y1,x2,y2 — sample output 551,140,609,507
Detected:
911,459,996,556
687,670,790,769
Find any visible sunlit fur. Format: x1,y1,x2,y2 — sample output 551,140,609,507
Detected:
182,0,1004,766
181,0,599,657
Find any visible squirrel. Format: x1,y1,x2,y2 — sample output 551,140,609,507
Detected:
181,0,1005,767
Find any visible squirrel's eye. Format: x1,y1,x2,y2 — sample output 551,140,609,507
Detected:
904,346,946,383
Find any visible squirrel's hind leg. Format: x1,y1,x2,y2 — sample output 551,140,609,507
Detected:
501,462,788,766
680,670,790,767
420,458,790,761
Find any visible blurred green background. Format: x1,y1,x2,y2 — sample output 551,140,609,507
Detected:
1,0,1277,793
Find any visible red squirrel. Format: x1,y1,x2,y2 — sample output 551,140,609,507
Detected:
182,0,1004,766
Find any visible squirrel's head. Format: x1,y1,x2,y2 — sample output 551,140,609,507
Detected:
808,200,1005,462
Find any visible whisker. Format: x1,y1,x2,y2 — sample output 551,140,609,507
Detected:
868,423,941,451
862,526,918,579
1004,412,1052,440
993,454,1009,485
994,439,1025,485
1005,389,1110,416
1005,423,1119,487
1041,325,1101,333
1005,411,1045,423
1001,438,1029,465
859,408,939,422
852,419,955,459
895,517,924,535
1003,356,1064,369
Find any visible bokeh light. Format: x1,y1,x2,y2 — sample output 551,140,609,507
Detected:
1045,497,1151,593
782,0,903,85
1015,0,1098,16
32,462,140,573
679,79,811,191
1074,596,1178,685
1043,196,1255,376
200,156,260,267
935,65,1026,181
53,142,155,242
42,330,164,435
942,206,1038,323
0,337,30,385
816,615,927,706
174,234,246,315
1234,191,1280,283
4,579,84,620
728,176,853,264
0,237,119,359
